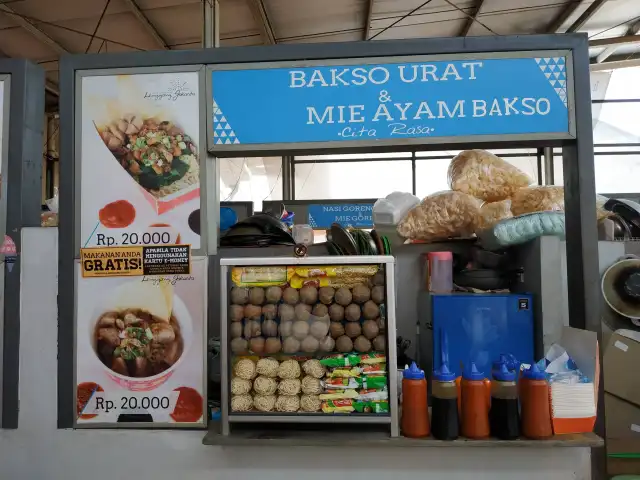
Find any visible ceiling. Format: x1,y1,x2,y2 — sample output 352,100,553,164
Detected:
0,0,638,110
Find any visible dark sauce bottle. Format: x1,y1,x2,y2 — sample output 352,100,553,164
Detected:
431,363,459,440
489,364,520,440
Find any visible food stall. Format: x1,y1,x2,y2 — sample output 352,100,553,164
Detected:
54,33,603,476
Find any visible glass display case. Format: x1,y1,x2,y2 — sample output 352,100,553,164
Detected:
219,256,398,436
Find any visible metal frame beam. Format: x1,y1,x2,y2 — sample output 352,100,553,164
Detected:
596,21,640,63
547,0,584,33
591,54,640,71
45,81,59,96
0,3,68,55
591,33,640,48
364,0,374,40
247,0,276,45
203,0,220,48
459,0,485,37
566,0,611,33
123,0,169,50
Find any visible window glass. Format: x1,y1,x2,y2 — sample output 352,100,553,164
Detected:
296,152,411,161
219,157,282,211
553,154,640,194
601,67,640,100
415,159,450,198
294,160,412,199
594,101,640,144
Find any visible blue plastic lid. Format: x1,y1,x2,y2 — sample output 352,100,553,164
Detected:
433,363,456,382
523,363,547,381
462,362,485,381
493,353,521,373
504,354,521,372
492,354,508,372
220,207,238,231
493,363,516,382
403,362,425,380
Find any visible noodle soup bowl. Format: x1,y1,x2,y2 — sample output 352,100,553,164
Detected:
90,293,193,392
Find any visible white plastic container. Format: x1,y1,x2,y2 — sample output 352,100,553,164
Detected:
292,224,314,245
373,192,420,226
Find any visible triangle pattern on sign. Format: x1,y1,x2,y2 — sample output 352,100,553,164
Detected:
536,57,568,108
212,98,241,144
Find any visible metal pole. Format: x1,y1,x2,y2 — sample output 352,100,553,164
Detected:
203,0,220,48
543,147,554,185
282,156,292,200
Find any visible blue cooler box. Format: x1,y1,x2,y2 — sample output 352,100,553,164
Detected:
432,293,534,377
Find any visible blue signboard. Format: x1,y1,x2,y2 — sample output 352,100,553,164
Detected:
308,203,374,229
209,53,573,149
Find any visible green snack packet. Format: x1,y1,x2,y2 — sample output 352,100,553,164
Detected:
320,354,361,368
353,400,389,413
354,375,387,390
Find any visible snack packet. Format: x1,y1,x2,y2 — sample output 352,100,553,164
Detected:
319,389,358,400
231,267,292,287
359,353,386,365
294,266,378,278
361,364,386,375
357,388,389,401
322,399,355,413
324,375,387,390
291,275,375,289
321,399,390,414
326,368,362,378
320,354,361,368
353,400,389,413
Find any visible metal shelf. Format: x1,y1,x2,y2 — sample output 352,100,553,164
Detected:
229,413,391,424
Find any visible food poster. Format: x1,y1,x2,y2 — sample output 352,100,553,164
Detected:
75,257,207,426
79,71,202,252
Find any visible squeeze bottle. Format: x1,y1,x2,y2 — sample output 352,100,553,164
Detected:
520,364,553,439
489,364,520,440
461,362,490,439
401,362,430,438
431,363,459,440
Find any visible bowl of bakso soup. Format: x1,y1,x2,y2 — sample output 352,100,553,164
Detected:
91,280,192,391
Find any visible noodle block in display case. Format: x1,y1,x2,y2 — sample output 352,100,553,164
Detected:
75,256,207,427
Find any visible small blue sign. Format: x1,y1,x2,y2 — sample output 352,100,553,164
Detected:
308,204,373,229
210,53,572,148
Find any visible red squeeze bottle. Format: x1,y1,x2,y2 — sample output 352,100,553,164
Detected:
401,362,430,438
461,362,490,439
520,364,553,439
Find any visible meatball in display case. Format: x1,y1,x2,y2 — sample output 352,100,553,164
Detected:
219,256,398,436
